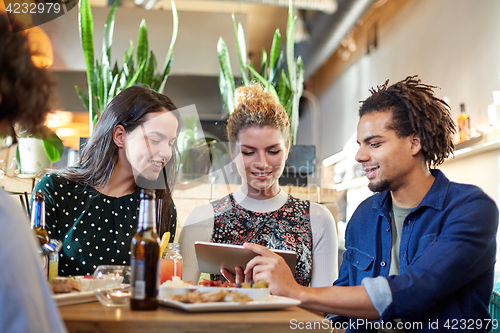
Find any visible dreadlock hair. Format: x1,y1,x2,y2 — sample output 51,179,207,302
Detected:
359,75,456,168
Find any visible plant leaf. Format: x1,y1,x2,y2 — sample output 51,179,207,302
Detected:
108,74,119,100
15,145,20,171
97,64,105,112
74,85,89,113
286,0,297,93
260,48,268,79
91,67,100,123
269,51,283,88
269,29,281,75
232,14,249,86
78,0,95,134
102,0,117,63
99,0,117,110
247,66,278,100
111,61,119,77
286,0,302,145
290,56,304,145
217,37,235,114
278,69,292,112
144,50,156,87
123,40,134,66
137,19,148,83
158,0,178,93
124,60,146,88
42,131,64,163
247,60,256,81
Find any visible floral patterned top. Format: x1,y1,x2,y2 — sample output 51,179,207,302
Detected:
211,193,313,286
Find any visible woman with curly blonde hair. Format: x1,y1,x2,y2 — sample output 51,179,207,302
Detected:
180,84,338,287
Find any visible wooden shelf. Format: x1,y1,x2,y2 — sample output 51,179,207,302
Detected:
446,127,500,163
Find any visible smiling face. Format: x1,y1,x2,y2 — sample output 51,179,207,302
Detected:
234,125,289,199
355,110,421,193
125,109,178,181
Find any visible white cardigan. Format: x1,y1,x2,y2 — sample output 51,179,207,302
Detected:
179,188,338,287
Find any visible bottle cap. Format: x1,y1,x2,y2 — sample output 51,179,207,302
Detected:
166,243,180,251
34,192,45,201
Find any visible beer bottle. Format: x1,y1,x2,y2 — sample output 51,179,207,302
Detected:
130,189,160,310
30,192,50,279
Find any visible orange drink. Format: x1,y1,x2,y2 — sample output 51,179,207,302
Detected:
159,258,183,284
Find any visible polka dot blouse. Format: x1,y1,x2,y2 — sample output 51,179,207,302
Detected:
32,174,177,276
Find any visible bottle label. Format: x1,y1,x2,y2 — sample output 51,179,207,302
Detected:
134,281,146,300
31,198,45,228
131,258,146,300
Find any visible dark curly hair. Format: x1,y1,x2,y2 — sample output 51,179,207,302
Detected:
0,14,56,134
359,75,456,168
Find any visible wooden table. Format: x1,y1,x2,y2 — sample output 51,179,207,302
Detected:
59,300,329,333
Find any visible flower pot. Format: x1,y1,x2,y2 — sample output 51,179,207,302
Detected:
18,138,52,175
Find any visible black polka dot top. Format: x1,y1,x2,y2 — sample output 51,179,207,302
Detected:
32,174,176,276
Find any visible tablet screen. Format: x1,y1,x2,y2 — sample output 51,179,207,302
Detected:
195,241,297,275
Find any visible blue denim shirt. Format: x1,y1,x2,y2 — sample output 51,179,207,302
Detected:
327,170,498,332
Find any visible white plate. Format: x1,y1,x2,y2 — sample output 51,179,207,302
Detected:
52,290,97,307
159,295,300,312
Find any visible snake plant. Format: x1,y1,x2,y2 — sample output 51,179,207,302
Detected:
76,0,179,135
217,0,304,146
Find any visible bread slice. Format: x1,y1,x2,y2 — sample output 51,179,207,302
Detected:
50,277,72,294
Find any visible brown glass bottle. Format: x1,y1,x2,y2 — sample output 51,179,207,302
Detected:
130,189,160,311
31,192,50,279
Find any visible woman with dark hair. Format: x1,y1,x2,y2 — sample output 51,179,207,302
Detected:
32,85,180,276
0,13,65,333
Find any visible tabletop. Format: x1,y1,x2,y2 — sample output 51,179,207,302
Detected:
59,300,330,333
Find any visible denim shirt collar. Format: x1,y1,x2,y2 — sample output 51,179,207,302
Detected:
373,169,450,216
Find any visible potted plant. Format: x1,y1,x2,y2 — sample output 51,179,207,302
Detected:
16,129,64,175
217,0,314,186
176,114,227,183
75,0,179,135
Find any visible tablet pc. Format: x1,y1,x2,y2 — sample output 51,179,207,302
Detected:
195,241,297,275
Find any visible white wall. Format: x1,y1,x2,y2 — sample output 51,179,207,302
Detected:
313,0,500,163
40,7,245,76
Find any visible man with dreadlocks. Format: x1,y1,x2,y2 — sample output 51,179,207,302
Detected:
243,76,499,332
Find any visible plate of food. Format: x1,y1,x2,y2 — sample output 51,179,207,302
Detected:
50,276,98,307
159,289,300,312
158,279,300,312
50,270,126,306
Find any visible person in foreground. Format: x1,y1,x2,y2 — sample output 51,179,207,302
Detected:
180,84,338,287
32,85,180,276
0,13,66,333
245,76,499,332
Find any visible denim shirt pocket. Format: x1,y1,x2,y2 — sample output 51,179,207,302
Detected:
411,233,437,262
344,247,375,271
